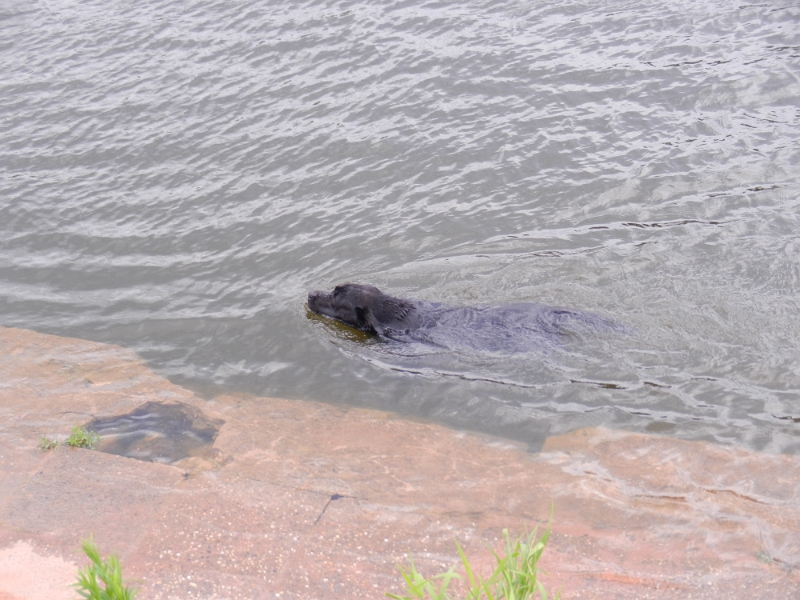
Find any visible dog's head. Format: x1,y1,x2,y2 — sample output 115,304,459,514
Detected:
307,283,416,334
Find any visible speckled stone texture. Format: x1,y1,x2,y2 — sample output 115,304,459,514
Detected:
0,326,798,599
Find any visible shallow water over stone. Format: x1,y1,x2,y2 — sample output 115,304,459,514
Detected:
1,0,798,452
88,401,224,465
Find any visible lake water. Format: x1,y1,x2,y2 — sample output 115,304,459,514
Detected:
1,0,798,453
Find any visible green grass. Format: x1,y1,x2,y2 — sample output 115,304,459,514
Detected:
38,436,59,451
75,536,138,600
65,426,100,449
39,426,99,451
387,525,559,600
755,550,773,564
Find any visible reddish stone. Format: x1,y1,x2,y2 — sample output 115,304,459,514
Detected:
0,326,797,599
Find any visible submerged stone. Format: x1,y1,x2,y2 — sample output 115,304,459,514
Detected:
88,401,224,465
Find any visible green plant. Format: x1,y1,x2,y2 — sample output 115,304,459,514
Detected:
389,556,461,600
755,550,773,564
387,524,559,600
38,436,60,451
38,426,100,451
65,426,100,449
75,536,138,600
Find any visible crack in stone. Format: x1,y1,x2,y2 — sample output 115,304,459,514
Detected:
313,493,345,525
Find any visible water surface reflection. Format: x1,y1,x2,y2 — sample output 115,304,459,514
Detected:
1,0,798,452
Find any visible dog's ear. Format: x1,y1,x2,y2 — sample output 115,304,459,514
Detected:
353,294,413,334
372,298,412,326
354,306,383,334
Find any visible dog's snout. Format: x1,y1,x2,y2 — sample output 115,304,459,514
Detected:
307,290,329,313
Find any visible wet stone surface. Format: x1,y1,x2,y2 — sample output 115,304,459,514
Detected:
1,326,799,600
88,401,224,465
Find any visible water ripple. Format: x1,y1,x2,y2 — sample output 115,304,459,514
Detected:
1,0,799,452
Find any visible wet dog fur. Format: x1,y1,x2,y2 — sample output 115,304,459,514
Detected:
307,283,420,335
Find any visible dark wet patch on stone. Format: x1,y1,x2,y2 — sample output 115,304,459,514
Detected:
87,401,224,466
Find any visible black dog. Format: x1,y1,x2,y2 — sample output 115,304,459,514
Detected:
308,283,617,352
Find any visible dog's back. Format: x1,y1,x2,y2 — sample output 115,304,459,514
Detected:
383,301,616,352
